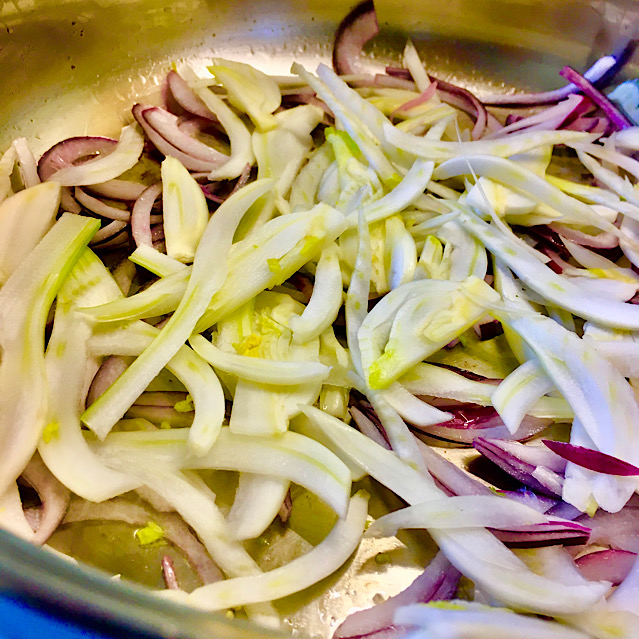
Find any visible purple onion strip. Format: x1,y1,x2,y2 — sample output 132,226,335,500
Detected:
132,182,162,248
559,65,633,131
332,0,379,76
20,455,71,546
74,187,131,222
133,104,223,173
479,54,620,106
543,440,639,476
576,549,637,586
166,70,218,120
333,552,460,639
473,437,564,497
161,555,181,590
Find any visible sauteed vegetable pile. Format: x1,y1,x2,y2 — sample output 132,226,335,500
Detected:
2,2,639,637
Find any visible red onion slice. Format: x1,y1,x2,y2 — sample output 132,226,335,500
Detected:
332,0,379,76
576,549,636,585
413,416,551,444
543,440,639,476
38,136,119,214
86,179,147,201
74,187,131,222
20,455,71,545
392,82,438,117
491,520,590,548
166,70,218,120
473,437,565,497
38,136,118,180
132,104,225,172
333,552,460,639
412,404,551,444
132,182,162,248
89,220,128,246
384,68,500,138
161,554,181,590
489,95,593,138
430,77,495,139
559,65,633,131
87,356,130,407
551,224,619,250
479,54,622,106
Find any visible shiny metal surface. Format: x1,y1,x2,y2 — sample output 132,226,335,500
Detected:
0,0,637,637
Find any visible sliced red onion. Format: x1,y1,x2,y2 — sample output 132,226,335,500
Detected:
432,77,497,139
20,454,70,545
333,552,460,639
564,116,611,134
543,440,639,477
63,498,223,584
74,187,131,222
488,95,593,138
332,0,379,76
89,220,128,247
278,490,293,524
87,356,130,407
132,104,225,172
383,67,499,138
412,405,551,444
551,224,619,250
351,406,391,449
199,181,226,204
38,136,118,180
575,549,636,585
86,179,147,201
499,488,559,515
479,54,620,106
392,82,438,117
545,500,584,522
473,437,566,497
413,438,493,498
38,136,118,214
559,65,633,131
161,554,181,590
166,70,218,120
490,520,590,548
520,225,573,261
132,182,162,248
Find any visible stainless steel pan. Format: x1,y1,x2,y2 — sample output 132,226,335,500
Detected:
0,1,637,637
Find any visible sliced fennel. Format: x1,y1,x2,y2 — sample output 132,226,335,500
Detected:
209,58,281,132
0,213,99,496
39,248,139,501
0,181,61,284
161,156,210,262
81,178,272,440
185,490,368,611
362,276,500,389
288,243,344,343
365,494,549,536
458,206,639,330
189,336,330,385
